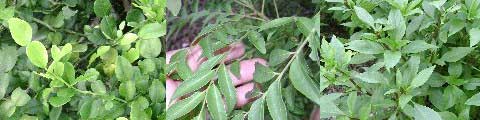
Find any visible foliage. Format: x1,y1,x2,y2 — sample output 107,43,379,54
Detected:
0,0,165,119
166,0,320,119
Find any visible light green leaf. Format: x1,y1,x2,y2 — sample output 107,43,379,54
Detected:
347,40,384,54
413,103,442,120
115,56,133,81
0,100,16,117
130,97,150,120
410,66,436,88
440,47,474,62
266,80,288,120
466,92,480,106
119,80,136,100
11,88,31,106
149,79,165,103
259,17,294,31
248,31,267,54
253,63,275,83
167,0,182,16
399,94,413,108
26,41,48,68
353,71,385,83
207,84,227,120
124,48,140,63
384,50,401,69
74,68,99,84
167,92,205,120
217,64,236,114
469,28,480,47
354,6,375,28
289,53,321,105
138,22,166,39
269,49,291,66
8,18,32,46
248,97,265,120
171,70,215,100
93,0,112,17
49,96,71,107
138,38,162,58
91,80,107,94
0,73,11,99
0,46,18,73
401,40,437,53
97,46,111,56
197,54,226,71
119,33,138,45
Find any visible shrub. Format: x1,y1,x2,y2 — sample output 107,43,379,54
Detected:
0,0,165,119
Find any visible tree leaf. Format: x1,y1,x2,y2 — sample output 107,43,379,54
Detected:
354,6,375,28
11,88,31,106
288,53,321,105
115,56,133,82
253,63,275,83
93,0,111,17
266,80,288,120
248,31,267,54
138,38,162,58
100,16,117,40
413,103,442,120
167,92,205,120
347,40,384,54
466,92,480,106
119,33,138,45
119,80,136,100
410,66,436,88
49,96,71,107
26,41,48,68
167,0,182,16
197,54,226,71
171,70,215,100
469,28,480,47
207,84,227,120
440,47,473,62
269,49,291,66
90,80,107,94
384,50,401,69
7,18,32,46
217,64,236,114
248,97,265,120
259,17,294,31
353,71,385,83
149,79,165,103
0,46,18,73
401,40,437,53
138,22,166,39
74,68,99,84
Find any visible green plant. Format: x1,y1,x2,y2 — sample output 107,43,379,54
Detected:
0,0,165,119
165,0,320,119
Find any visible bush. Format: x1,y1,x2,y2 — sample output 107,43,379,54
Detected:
0,0,165,119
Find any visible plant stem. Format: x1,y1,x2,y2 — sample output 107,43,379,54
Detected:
273,0,279,18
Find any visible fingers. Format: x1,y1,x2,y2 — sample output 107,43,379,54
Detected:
166,79,181,107
310,107,320,120
229,58,268,86
235,83,255,107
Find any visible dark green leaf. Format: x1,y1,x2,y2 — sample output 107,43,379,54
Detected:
207,84,227,120
266,80,288,120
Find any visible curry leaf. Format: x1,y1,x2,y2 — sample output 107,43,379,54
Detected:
26,41,48,68
7,18,32,46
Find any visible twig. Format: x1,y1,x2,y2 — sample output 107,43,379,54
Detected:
273,0,279,18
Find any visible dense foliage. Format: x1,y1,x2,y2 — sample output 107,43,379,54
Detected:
165,0,320,119
0,0,165,119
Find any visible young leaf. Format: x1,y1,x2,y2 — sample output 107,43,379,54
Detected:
259,17,294,31
11,88,31,106
167,92,205,120
410,66,436,88
253,63,275,83
248,31,267,54
171,70,215,100
347,40,384,54
217,64,236,114
413,103,442,120
26,41,48,68
266,80,288,120
93,0,112,17
7,18,32,46
354,6,375,28
466,92,480,106
288,53,321,105
248,97,265,120
207,84,227,120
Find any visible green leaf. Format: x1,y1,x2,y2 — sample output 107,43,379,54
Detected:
248,97,265,120
49,96,71,107
197,54,226,71
440,47,474,62
347,40,384,54
11,88,31,106
119,33,139,45
0,73,11,99
354,6,375,28
401,40,437,53
469,28,480,47
167,92,205,120
413,103,442,120
97,46,111,56
384,50,401,69
100,16,117,39
7,18,32,46
124,48,140,63
269,49,291,66
93,0,112,17
167,0,182,16
253,63,275,83
130,97,150,120
91,80,107,94
248,31,267,54
119,80,136,100
353,71,385,83
288,53,321,105
138,22,166,39
359,103,371,120
0,100,16,117
138,38,162,58
26,41,48,68
149,79,165,103
266,80,288,120
410,66,436,88
0,46,18,73
466,92,480,106
217,64,236,114
207,84,227,120
74,68,99,84
171,70,215,100
115,56,133,81
259,17,294,31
